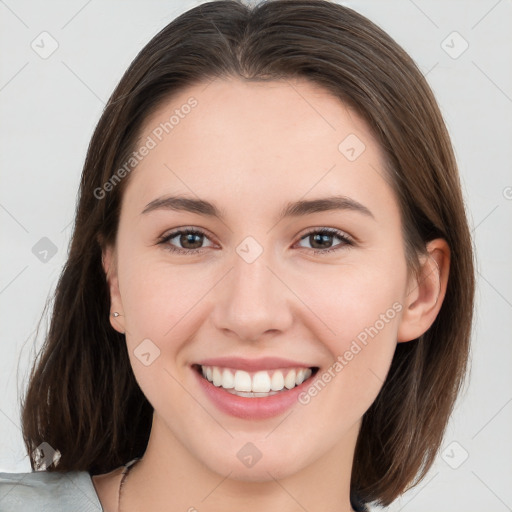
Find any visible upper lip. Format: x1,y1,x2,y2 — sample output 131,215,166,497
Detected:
194,357,316,372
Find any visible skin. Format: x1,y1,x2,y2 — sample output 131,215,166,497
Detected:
94,77,449,512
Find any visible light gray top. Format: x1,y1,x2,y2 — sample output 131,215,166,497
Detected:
0,469,104,511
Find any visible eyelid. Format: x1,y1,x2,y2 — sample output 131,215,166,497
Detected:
293,227,354,255
296,226,354,244
157,226,216,250
159,225,215,240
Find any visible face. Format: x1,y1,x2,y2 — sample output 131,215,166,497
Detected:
104,77,417,481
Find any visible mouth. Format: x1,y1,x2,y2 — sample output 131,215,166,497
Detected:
192,364,320,398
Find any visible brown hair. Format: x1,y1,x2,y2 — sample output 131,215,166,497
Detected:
20,0,475,507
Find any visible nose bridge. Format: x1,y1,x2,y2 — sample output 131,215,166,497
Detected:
212,236,293,340
233,244,273,301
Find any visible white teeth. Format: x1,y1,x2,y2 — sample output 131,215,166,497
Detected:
199,365,314,394
295,368,312,385
252,371,271,393
234,370,252,392
222,368,234,389
270,371,284,391
284,369,297,389
212,367,223,387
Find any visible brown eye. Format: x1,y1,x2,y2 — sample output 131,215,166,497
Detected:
296,228,353,254
176,232,204,250
159,228,214,254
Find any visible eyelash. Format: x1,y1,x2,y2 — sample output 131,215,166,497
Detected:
157,226,354,256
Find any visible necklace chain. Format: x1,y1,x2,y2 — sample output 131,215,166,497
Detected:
117,457,140,512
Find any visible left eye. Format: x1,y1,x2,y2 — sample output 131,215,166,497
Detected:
295,228,353,254
158,227,353,255
159,228,214,254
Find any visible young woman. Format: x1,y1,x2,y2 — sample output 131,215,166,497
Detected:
0,1,474,511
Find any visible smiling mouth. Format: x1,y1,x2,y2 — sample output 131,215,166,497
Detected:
192,364,319,397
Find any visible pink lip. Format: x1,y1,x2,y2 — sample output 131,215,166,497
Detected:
192,365,317,420
195,356,313,372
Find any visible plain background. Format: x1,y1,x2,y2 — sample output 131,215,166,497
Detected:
1,1,511,510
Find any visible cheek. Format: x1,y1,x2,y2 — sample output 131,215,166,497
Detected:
295,260,405,414
119,251,213,336
117,255,213,411
296,255,405,347
297,298,400,435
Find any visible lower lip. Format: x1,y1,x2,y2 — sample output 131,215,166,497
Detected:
193,367,315,420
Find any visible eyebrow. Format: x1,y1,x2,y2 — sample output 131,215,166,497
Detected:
141,194,375,221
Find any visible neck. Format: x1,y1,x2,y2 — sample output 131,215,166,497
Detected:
121,413,358,512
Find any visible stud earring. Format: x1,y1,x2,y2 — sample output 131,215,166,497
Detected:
110,312,125,335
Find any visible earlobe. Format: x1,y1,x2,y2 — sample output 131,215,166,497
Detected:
101,245,126,335
397,239,450,343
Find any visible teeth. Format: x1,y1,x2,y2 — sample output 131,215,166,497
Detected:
199,365,314,394
270,370,284,391
222,368,234,389
284,369,296,389
252,371,271,393
212,367,223,387
234,370,252,392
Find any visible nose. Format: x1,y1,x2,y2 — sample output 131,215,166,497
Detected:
211,244,294,343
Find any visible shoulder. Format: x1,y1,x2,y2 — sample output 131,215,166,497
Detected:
0,469,103,512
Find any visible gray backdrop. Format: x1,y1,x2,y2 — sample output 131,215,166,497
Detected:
1,1,511,511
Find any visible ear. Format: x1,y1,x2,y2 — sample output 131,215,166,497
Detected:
102,244,126,335
397,238,450,343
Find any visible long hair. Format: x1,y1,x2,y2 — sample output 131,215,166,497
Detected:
20,1,475,507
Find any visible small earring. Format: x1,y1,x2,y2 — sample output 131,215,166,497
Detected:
112,312,120,317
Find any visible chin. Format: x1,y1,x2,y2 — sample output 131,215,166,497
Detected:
213,458,303,483
195,438,311,483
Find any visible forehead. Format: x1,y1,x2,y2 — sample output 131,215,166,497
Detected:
123,77,397,223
